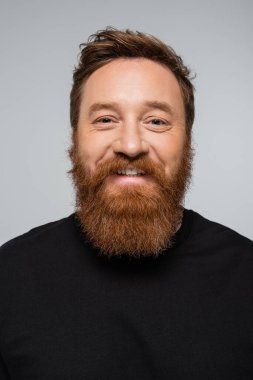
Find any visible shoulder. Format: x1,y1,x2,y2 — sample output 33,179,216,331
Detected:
188,209,252,248
0,214,77,265
0,214,83,326
0,214,82,306
184,209,253,270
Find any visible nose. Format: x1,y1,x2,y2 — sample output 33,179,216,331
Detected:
112,123,149,158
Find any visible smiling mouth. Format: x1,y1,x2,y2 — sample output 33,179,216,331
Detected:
114,168,145,176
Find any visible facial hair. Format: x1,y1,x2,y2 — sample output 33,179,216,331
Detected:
69,135,193,258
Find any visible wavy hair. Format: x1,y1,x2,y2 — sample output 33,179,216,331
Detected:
70,27,195,135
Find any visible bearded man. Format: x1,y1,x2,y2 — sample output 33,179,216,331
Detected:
0,28,252,380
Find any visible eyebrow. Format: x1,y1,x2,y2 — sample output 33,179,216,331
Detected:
143,101,174,115
88,102,120,117
88,100,175,118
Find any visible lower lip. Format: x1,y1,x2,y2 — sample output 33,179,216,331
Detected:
106,174,153,186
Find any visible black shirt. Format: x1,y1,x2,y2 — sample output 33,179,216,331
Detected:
0,210,252,379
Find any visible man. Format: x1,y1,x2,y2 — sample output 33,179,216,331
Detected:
0,28,252,379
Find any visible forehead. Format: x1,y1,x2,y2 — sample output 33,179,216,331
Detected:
80,58,184,117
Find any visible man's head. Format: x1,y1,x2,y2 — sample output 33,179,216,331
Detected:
69,28,194,258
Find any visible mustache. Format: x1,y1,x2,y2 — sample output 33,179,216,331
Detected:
87,155,166,184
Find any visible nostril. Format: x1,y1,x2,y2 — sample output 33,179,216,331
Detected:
112,137,149,157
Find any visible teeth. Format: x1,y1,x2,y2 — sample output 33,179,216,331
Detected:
116,168,145,176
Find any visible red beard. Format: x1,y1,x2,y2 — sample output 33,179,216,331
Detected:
69,136,193,257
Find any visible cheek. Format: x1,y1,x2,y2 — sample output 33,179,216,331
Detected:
155,136,186,176
76,132,95,171
77,132,112,172
77,143,98,173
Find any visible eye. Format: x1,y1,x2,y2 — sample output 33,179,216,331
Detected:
144,117,171,132
150,119,166,125
96,117,113,124
92,115,119,130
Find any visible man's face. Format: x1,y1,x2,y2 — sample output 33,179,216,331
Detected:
70,58,192,257
77,58,187,187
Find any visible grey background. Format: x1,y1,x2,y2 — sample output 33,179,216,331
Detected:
0,0,252,245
